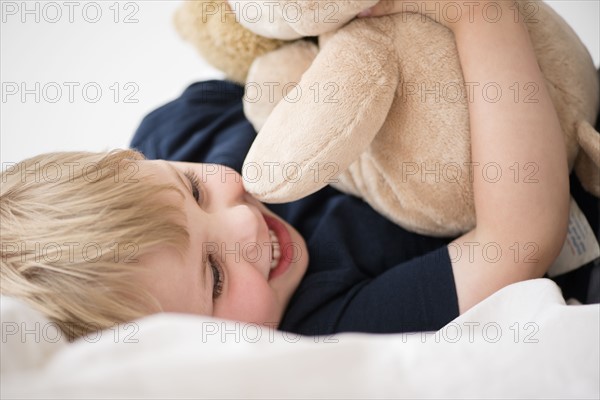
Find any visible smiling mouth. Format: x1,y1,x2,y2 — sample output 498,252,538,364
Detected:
262,213,293,280
268,228,281,269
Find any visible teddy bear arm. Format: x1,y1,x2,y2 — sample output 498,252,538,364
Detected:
242,28,400,203
244,40,319,131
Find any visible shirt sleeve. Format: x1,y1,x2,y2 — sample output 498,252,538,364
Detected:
339,246,459,333
280,246,460,335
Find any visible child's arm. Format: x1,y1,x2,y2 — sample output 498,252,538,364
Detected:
362,1,570,313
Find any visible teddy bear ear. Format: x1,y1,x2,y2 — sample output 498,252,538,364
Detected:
173,0,286,85
172,1,196,41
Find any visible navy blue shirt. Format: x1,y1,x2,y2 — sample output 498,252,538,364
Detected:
131,80,599,335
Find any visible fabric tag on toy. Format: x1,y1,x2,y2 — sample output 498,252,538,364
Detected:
547,197,600,277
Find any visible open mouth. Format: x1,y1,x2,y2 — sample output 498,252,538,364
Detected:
268,228,281,269
262,213,293,280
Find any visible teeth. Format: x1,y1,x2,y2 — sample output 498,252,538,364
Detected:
269,229,281,269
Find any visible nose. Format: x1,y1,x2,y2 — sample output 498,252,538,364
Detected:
212,165,248,207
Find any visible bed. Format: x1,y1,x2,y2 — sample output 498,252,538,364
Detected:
2,277,598,399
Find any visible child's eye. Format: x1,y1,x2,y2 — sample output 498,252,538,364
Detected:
209,255,224,300
184,169,203,204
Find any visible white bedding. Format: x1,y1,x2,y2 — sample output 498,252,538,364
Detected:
1,278,598,399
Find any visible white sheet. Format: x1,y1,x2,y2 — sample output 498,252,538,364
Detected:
2,278,598,399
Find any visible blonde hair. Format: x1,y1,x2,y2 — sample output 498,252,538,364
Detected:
1,149,189,341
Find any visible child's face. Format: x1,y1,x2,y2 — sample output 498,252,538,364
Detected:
135,160,309,327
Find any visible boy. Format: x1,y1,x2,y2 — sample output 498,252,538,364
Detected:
2,1,594,340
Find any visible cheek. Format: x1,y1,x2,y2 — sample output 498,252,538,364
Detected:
213,268,279,324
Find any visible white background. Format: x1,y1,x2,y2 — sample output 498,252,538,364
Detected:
1,0,599,166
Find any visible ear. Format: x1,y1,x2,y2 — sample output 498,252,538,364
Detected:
575,120,600,197
173,0,197,42
242,19,399,203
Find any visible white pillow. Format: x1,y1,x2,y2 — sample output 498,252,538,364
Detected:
2,279,599,399
1,297,67,374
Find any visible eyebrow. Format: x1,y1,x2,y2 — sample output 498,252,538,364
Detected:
166,163,193,199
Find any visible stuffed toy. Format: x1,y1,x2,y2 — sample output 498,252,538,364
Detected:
176,0,600,236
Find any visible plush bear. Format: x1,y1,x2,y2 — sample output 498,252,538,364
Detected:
176,0,600,236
